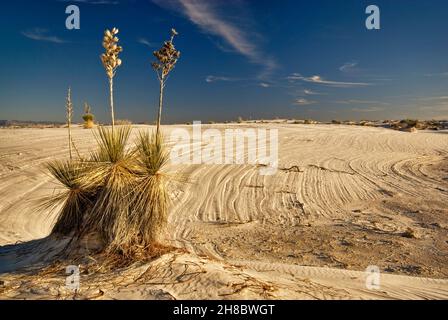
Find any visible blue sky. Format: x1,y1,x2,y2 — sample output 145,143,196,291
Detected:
1,0,448,123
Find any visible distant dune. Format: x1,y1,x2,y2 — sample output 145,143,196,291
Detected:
0,120,65,128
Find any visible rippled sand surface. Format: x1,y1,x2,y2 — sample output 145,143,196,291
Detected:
1,124,447,299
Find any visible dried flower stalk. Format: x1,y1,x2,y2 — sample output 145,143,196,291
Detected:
66,87,73,160
152,28,180,136
101,27,123,133
84,102,91,115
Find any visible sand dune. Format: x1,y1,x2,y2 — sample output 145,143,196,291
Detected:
1,124,448,299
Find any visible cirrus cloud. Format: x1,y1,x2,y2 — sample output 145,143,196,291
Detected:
294,98,316,106
339,61,358,73
21,28,68,44
152,0,277,79
206,75,241,83
335,99,390,105
287,73,370,88
351,107,384,112
138,38,158,48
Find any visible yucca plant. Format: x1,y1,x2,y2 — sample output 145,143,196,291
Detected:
130,131,170,246
43,127,175,258
82,102,95,129
151,28,180,136
42,160,95,236
101,28,123,133
82,125,138,254
39,29,181,260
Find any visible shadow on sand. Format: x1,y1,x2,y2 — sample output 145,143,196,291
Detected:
0,236,70,275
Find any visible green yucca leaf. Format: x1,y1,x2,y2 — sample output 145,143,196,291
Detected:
135,130,169,175
92,125,133,163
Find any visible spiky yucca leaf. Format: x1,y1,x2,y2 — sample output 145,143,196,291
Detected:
128,131,170,246
41,126,176,258
84,125,138,251
91,125,133,163
136,131,169,175
42,160,94,236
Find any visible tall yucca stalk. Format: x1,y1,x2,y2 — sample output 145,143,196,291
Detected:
151,28,180,136
101,28,123,134
66,87,73,160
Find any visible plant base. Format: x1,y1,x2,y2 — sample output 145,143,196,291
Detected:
83,120,95,129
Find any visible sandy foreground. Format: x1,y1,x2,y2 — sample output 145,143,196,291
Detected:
0,123,448,300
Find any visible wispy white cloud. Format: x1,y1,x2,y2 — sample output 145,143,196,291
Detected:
419,104,448,112
287,73,370,88
303,89,323,95
21,28,67,44
404,96,448,116
339,61,358,72
152,0,277,79
424,72,448,77
294,98,316,106
138,38,157,48
205,76,271,90
414,97,448,115
335,99,390,105
351,107,384,112
416,96,448,101
206,75,240,83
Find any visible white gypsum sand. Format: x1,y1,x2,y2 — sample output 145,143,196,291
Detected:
0,123,448,299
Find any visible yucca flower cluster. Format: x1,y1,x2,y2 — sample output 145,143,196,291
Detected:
101,28,123,79
101,28,123,131
151,29,180,78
